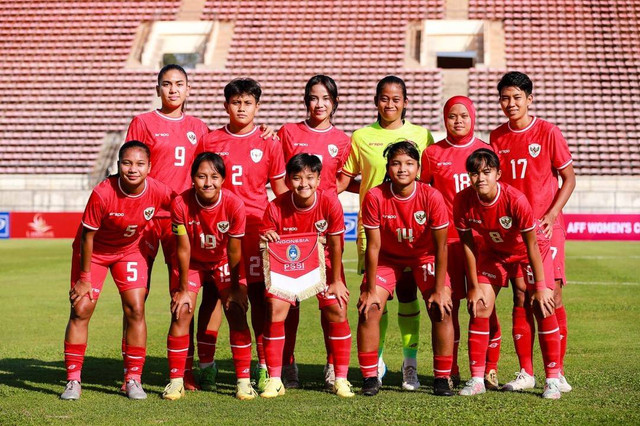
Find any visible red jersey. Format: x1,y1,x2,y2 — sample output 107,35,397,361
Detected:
125,111,210,199
421,137,491,239
199,125,286,226
74,176,173,254
261,190,345,267
362,181,449,265
278,121,351,195
453,182,540,263
490,117,573,221
171,188,246,264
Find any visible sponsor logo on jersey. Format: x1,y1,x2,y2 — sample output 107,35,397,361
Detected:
499,216,512,229
188,220,200,225
414,211,426,225
481,271,497,279
528,143,541,158
109,212,125,216
382,214,397,219
154,133,169,137
286,244,301,262
499,149,510,154
217,221,230,233
370,142,383,147
294,143,308,147
187,131,197,145
469,218,482,224
315,220,328,232
250,149,263,163
376,274,387,283
216,151,229,156
283,226,297,231
437,162,452,166
143,207,155,221
328,144,338,158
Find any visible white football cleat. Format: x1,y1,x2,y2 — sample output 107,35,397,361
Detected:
502,369,535,391
401,360,420,391
558,374,573,393
542,378,562,399
459,377,486,396
60,380,81,400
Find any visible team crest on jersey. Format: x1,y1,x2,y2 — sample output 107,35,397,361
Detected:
286,244,301,262
327,144,338,158
143,207,155,221
499,216,512,229
186,131,197,145
528,143,541,158
315,220,328,232
217,221,229,233
250,149,263,163
414,210,427,225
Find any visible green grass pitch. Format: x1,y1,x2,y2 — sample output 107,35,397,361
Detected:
1,240,639,425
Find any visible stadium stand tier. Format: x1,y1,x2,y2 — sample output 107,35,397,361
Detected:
0,0,638,175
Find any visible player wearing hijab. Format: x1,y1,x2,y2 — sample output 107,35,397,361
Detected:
421,96,501,389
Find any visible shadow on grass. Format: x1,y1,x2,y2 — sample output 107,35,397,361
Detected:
0,356,460,397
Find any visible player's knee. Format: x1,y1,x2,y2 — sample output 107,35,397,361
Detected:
124,303,145,323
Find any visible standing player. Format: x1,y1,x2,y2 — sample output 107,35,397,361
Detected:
61,141,173,400
338,76,434,390
490,72,575,392
124,64,210,390
162,152,257,401
420,96,502,389
260,153,353,398
277,75,351,389
453,148,562,399
357,141,453,397
199,78,288,392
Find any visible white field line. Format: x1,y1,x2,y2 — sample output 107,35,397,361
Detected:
568,281,640,286
566,255,640,259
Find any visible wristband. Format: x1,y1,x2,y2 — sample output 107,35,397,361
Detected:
79,271,92,282
534,280,547,291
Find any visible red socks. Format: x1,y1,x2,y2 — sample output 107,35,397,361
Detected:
486,308,502,372
264,321,285,378
555,306,568,373
230,329,253,379
124,344,146,382
328,320,351,379
283,305,300,366
512,306,534,375
321,313,334,365
167,334,189,379
64,341,86,382
358,350,378,378
536,314,561,379
433,355,453,379
468,317,490,378
197,330,218,365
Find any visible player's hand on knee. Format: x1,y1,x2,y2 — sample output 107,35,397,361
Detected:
531,288,555,318
225,286,249,313
466,288,487,318
70,279,94,307
327,281,349,308
428,289,452,321
171,290,192,319
357,291,381,320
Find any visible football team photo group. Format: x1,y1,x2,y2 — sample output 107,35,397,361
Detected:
61,66,576,403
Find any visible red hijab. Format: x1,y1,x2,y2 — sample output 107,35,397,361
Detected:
443,96,476,145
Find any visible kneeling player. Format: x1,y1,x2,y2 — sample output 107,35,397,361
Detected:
164,152,257,401
357,141,454,397
260,154,353,398
61,141,173,400
453,148,562,399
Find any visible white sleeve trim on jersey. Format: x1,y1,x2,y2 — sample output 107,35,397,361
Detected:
229,233,245,238
557,158,574,170
455,226,471,232
328,229,345,235
271,171,286,179
363,224,379,229
81,221,99,231
430,222,450,230
521,225,536,232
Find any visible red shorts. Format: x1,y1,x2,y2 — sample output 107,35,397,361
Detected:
142,217,176,266
550,223,566,284
361,258,451,300
476,244,555,290
265,263,345,309
170,258,247,294
242,231,263,284
70,248,148,300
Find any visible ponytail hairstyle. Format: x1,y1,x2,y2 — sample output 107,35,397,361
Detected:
157,63,189,112
382,140,420,182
